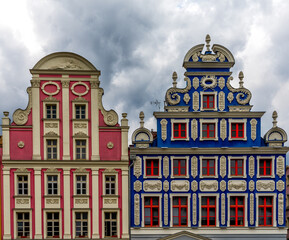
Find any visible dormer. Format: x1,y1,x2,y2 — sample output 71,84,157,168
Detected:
132,112,153,148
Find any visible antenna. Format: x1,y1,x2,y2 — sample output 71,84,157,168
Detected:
150,99,161,111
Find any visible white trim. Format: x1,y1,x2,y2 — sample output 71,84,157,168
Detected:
43,101,59,119
199,119,218,141
44,138,60,160
257,156,275,178
14,210,32,239
255,193,276,227
200,91,218,111
228,156,247,178
102,171,118,195
43,210,62,239
74,171,89,196
143,156,162,179
169,193,191,227
170,156,189,179
102,210,120,238
198,193,220,227
73,139,89,160
14,172,30,196
170,119,190,141
44,170,61,196
199,156,218,178
72,101,88,120
227,193,248,227
228,119,247,141
72,210,91,239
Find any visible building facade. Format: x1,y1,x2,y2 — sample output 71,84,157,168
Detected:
1,52,130,239
130,36,289,239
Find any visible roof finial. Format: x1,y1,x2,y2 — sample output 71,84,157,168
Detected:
205,34,211,51
272,110,278,128
139,111,145,128
172,71,177,88
239,71,244,88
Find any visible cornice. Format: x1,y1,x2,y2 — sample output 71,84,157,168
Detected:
185,72,232,76
183,62,234,69
30,69,100,75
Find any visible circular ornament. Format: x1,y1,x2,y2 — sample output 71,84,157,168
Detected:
71,82,89,96
200,76,217,89
107,141,114,149
41,81,60,96
18,141,25,148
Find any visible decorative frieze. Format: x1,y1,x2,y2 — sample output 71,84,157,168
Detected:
218,77,225,89
220,119,227,141
221,193,225,225
191,119,198,140
160,119,168,141
256,180,275,191
249,156,255,178
249,180,254,191
183,93,190,104
163,156,169,178
250,193,254,225
134,181,142,192
74,123,87,128
104,198,117,204
277,156,285,177
16,199,30,204
134,194,140,225
192,193,197,225
218,91,225,111
45,123,58,128
143,180,162,192
191,180,198,192
171,180,190,192
220,180,226,192
163,180,169,192
193,77,199,90
250,119,257,141
277,180,285,192
134,157,142,178
191,156,198,177
193,91,199,111
46,199,59,204
220,156,226,178
278,193,284,225
200,180,218,192
228,180,247,191
75,199,88,204
164,194,168,225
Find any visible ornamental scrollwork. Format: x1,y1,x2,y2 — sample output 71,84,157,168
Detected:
220,156,226,178
277,156,285,177
220,119,227,141
193,91,199,111
200,180,218,191
220,180,226,192
191,156,198,178
219,91,225,111
98,88,118,126
193,77,199,89
104,198,117,204
46,199,59,204
45,123,58,128
191,180,198,192
221,194,225,225
134,194,140,225
250,119,257,141
249,156,255,178
249,180,254,191
163,156,169,178
134,157,142,178
165,76,191,105
13,87,32,125
256,180,275,191
276,180,285,192
226,75,251,105
191,119,198,141
183,93,190,104
75,199,88,204
16,199,29,204
200,76,217,90
228,180,247,191
192,193,197,225
250,193,254,225
218,77,225,89
278,193,284,225
227,92,234,103
160,119,168,141
163,180,169,192
164,194,168,225
171,180,189,192
134,180,142,192
143,180,162,192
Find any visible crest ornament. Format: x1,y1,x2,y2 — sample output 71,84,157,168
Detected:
183,93,190,104
193,77,199,89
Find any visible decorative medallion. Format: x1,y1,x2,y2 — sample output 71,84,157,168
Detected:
134,157,142,178
143,180,162,192
193,77,199,89
61,80,69,88
249,156,255,178
134,180,142,192
134,194,140,225
107,142,114,149
41,81,60,96
192,193,197,225
163,180,169,192
183,93,190,104
256,180,275,191
228,180,247,191
191,180,198,192
18,141,25,149
171,180,190,192
220,119,227,141
191,119,198,140
276,180,285,192
220,180,226,192
13,87,32,126
160,119,168,141
250,193,254,225
277,156,285,177
219,91,225,111
200,76,217,90
227,92,234,103
191,156,198,178
164,194,168,225
218,77,225,89
200,180,218,191
193,91,199,111
249,180,254,191
163,156,169,178
250,119,257,141
278,193,284,225
71,81,89,97
220,156,226,178
221,194,225,225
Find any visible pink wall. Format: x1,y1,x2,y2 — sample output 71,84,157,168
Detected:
99,130,121,161
9,129,32,160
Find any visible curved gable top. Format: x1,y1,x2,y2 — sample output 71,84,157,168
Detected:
32,52,98,71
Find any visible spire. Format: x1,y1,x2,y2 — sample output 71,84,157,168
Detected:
239,71,244,88
205,34,211,51
139,111,145,128
272,110,278,128
172,71,177,88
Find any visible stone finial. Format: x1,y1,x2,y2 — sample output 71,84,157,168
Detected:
239,71,244,88
272,110,278,128
172,71,177,88
139,111,145,128
205,34,211,51
3,111,9,117
122,113,127,119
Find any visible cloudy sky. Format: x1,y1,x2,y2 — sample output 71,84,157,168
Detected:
0,0,289,156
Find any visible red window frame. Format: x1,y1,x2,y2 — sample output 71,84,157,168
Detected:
202,159,215,176
202,123,215,139
203,94,215,109
144,197,159,227
201,196,216,227
173,123,187,139
230,159,244,176
231,123,244,138
173,159,186,176
259,159,272,176
258,196,273,226
230,196,245,226
145,159,159,176
173,197,188,227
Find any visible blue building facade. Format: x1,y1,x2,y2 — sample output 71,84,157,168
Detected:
130,35,289,240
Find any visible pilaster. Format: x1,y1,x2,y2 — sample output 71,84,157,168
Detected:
121,113,129,161
63,170,71,239
2,112,10,160
121,170,129,238
92,169,100,238
91,78,100,160
34,169,42,239
62,77,70,160
3,169,11,239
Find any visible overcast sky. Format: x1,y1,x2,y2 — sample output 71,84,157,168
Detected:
1,0,289,160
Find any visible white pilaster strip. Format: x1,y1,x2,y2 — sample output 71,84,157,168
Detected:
62,77,70,160
3,169,11,239
121,115,129,161
2,114,10,160
63,170,71,239
34,169,42,238
91,79,100,160
92,169,99,238
121,170,129,238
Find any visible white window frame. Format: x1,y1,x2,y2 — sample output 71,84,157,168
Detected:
228,119,247,141
102,210,120,238
170,156,189,178
143,156,162,179
73,139,89,160
14,210,32,239
228,156,247,178
103,172,118,196
171,119,190,141
170,193,191,227
255,193,276,227
227,193,248,227
199,119,218,141
72,101,88,120
15,172,30,196
72,210,90,239
257,156,275,178
200,91,218,111
45,138,59,160
44,170,61,196
199,156,218,178
44,210,62,239
43,100,59,119
74,172,89,196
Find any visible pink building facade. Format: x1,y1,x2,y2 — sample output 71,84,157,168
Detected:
1,52,130,239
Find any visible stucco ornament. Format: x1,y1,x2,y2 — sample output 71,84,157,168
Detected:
228,180,247,191
98,88,118,126
200,76,217,90
163,156,169,178
163,180,169,192
256,180,275,191
192,91,199,111
191,156,198,177
104,198,117,204
46,123,58,128
193,77,199,89
160,119,168,141
226,71,252,105
277,156,285,177
249,180,254,191
220,156,226,177
164,194,168,225
200,180,218,191
171,180,190,192
191,180,198,192
165,72,192,105
221,193,225,225
191,119,198,141
13,87,32,125
192,193,197,225
71,81,89,97
219,91,225,111
143,180,162,192
276,180,285,192
16,199,30,204
183,93,190,104
278,193,284,225
107,142,114,149
218,77,225,89
41,81,60,96
249,156,255,178
134,194,140,225
18,141,25,149
134,157,142,178
134,181,142,192
220,119,227,141
250,119,257,141
250,193,254,225
227,92,234,103
220,180,226,192
75,199,88,204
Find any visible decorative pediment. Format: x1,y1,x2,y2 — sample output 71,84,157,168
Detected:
159,231,211,240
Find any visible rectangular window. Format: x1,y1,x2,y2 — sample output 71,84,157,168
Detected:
47,212,60,238
76,140,86,160
173,197,187,226
230,196,245,226
75,212,88,238
18,175,28,195
105,212,117,237
202,123,215,138
47,175,58,195
173,159,186,176
47,140,57,160
259,159,272,176
203,94,215,109
144,197,159,227
17,212,30,238
75,105,86,119
230,159,244,176
46,104,57,119
146,159,159,176
231,123,244,138
201,196,216,227
173,123,186,139
105,176,116,195
76,175,87,195
259,196,273,226
202,159,215,176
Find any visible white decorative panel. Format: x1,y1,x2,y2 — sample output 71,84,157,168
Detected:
278,193,284,225
249,156,255,178
228,180,247,191
256,180,275,191
277,156,285,177
250,119,257,141
164,193,168,225
134,157,142,178
160,119,168,141
171,180,190,192
134,194,140,225
220,156,226,178
191,156,198,177
218,91,225,111
193,91,199,111
163,156,169,178
200,180,218,192
220,119,227,141
143,180,162,192
191,119,198,140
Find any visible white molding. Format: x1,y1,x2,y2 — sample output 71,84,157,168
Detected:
73,170,90,196
63,170,71,238
143,156,162,179
170,119,190,141
199,156,218,178
227,193,248,227
102,170,118,195
228,119,247,141
199,119,218,141
256,156,275,178
13,210,32,239
91,87,100,160
200,91,218,111
228,156,247,178
62,78,71,160
255,193,277,227
198,193,220,227
14,171,31,196
44,170,61,196
72,210,91,239
169,193,191,227
73,138,89,160
170,156,189,178
102,209,120,238
43,210,62,239
43,138,60,160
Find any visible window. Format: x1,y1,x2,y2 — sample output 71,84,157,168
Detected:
173,123,186,139
47,175,58,195
144,197,159,227
259,196,273,226
47,140,57,160
202,159,215,176
231,123,244,138
104,212,117,237
18,175,28,195
173,197,187,226
202,123,215,139
259,158,272,176
46,104,57,119
173,159,186,176
76,140,86,160
76,175,87,195
75,212,88,238
105,176,116,195
17,212,30,238
75,105,86,119
201,196,216,227
230,159,244,176
145,159,159,176
203,94,215,109
47,212,60,238
230,196,245,226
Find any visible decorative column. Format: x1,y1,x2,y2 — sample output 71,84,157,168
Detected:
2,111,10,160
3,169,11,239
34,169,42,238
62,77,70,160
92,169,99,238
121,170,129,238
121,113,129,161
63,170,71,239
